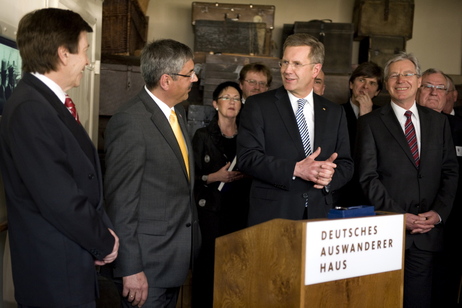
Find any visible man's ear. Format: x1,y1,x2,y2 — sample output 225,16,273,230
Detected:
57,46,69,65
159,74,171,91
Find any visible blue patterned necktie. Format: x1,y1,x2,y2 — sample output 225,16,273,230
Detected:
296,99,312,157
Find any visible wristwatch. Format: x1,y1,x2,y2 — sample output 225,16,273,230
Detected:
202,175,208,182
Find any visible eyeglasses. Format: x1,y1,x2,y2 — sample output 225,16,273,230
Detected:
170,71,196,80
218,96,241,102
245,79,268,88
388,73,419,80
279,60,316,69
420,84,447,92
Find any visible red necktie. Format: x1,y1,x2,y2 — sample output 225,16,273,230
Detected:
65,94,80,124
404,110,419,167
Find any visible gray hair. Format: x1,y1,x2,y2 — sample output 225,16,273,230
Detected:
140,39,193,90
421,68,449,90
384,52,421,80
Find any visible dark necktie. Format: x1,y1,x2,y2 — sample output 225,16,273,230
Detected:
65,94,80,124
404,110,420,167
296,98,312,157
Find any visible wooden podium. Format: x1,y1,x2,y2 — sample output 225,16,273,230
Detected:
214,214,405,307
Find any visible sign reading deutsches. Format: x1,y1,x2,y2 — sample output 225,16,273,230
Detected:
305,214,404,285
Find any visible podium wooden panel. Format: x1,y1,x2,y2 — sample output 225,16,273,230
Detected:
214,216,404,307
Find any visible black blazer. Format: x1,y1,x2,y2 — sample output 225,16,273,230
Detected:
334,101,380,207
237,86,354,225
0,73,115,306
356,103,458,251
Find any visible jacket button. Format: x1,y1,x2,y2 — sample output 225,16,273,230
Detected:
186,223,192,227
303,193,309,198
88,173,95,179
198,199,206,207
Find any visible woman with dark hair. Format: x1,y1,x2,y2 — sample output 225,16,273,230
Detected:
192,81,251,308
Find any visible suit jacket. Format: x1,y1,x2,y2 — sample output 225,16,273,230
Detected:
0,73,115,307
104,88,200,288
356,103,458,251
333,101,380,206
237,86,354,226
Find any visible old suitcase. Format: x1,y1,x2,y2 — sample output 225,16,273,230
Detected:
358,35,406,69
191,2,275,56
200,53,282,106
194,20,266,55
353,0,414,40
102,0,149,56
289,20,354,75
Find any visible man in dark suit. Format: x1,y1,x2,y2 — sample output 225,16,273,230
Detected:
0,8,119,308
356,53,458,308
334,61,383,207
417,68,462,307
237,33,353,225
104,39,201,308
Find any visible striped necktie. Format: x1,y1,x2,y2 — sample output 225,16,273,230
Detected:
404,110,420,167
296,98,312,157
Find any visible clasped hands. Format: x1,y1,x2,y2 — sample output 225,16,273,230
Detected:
294,147,337,189
405,211,440,234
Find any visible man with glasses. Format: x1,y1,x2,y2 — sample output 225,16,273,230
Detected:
237,33,353,226
238,62,272,104
417,68,462,307
356,54,458,308
104,39,201,308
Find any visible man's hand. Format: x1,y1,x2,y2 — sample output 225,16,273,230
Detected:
293,147,337,189
123,272,149,307
405,211,439,234
94,228,119,266
356,93,374,116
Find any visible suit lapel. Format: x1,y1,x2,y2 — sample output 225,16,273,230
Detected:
23,73,97,166
313,95,329,149
273,87,306,158
139,90,190,181
417,105,432,167
380,103,418,168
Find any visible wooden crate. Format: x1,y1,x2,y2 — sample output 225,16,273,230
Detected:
358,35,406,69
353,0,414,40
191,2,275,56
102,0,149,56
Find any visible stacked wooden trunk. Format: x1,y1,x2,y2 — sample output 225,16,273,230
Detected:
190,1,279,130
191,2,275,57
354,0,414,69
281,20,355,75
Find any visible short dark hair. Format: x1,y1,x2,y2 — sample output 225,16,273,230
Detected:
17,8,92,74
239,63,273,87
141,39,194,90
212,81,242,101
349,62,384,92
283,33,325,65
